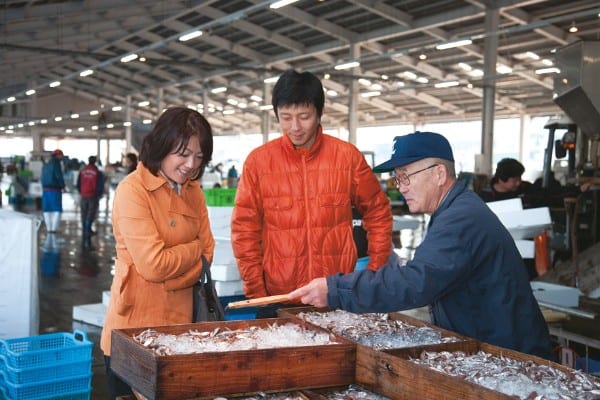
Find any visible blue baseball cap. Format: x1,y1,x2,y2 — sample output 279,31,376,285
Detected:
373,131,454,173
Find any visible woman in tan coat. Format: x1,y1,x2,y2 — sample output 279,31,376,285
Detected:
100,107,215,399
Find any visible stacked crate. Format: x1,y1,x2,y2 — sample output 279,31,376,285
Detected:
0,331,93,400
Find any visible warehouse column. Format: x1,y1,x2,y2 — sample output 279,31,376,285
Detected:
125,95,132,153
261,79,270,144
348,45,360,146
156,88,164,118
480,6,499,176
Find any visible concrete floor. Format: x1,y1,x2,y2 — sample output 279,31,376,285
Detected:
20,191,114,399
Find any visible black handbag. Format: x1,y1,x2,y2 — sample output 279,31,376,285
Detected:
192,256,225,322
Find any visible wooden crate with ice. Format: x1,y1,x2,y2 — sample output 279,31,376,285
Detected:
356,340,600,400
278,307,473,351
110,318,356,400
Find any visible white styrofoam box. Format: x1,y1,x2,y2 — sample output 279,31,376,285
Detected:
211,264,241,281
213,238,236,266
530,281,583,308
393,215,421,231
102,290,111,306
486,198,523,214
0,210,40,339
72,303,107,327
495,207,552,240
515,239,535,259
207,206,233,237
28,181,43,197
215,280,244,296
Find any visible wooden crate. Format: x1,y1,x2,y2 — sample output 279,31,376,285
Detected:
356,340,600,400
278,307,472,348
110,318,356,400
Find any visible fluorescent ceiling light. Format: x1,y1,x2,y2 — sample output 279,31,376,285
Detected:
65,128,72,133
270,0,300,9
17,123,24,128
358,78,371,86
40,119,48,124
416,77,429,84
526,51,540,60
227,98,239,106
434,81,460,88
326,89,338,97
264,76,279,83
535,67,560,74
80,69,94,77
106,123,114,128
496,64,512,74
211,87,227,94
78,127,84,132
436,39,472,50
123,121,132,127
259,104,273,111
360,91,381,98
223,109,235,115
71,113,79,119
179,30,203,42
112,105,122,111
49,81,61,88
7,96,16,102
142,119,152,124
334,61,360,70
250,95,262,102
458,62,472,71
397,81,405,87
28,121,35,126
138,100,150,107
403,71,417,80
371,83,383,91
90,110,99,116
25,89,36,96
91,125,99,130
120,53,138,63
541,59,553,66
54,116,62,121
469,69,484,77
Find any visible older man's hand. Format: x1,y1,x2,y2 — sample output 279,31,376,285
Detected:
288,278,329,308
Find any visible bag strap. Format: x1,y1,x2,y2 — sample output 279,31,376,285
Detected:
200,255,212,285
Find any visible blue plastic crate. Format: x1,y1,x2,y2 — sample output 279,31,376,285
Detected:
0,372,91,400
219,295,257,320
0,331,92,370
0,358,91,385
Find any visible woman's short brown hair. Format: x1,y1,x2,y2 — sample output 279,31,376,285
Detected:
139,107,213,178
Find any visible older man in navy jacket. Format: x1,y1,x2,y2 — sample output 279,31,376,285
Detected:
289,132,554,360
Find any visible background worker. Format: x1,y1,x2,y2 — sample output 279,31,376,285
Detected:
123,152,138,174
478,158,532,204
77,155,105,250
289,132,554,360
100,107,216,399
41,149,65,232
231,69,393,318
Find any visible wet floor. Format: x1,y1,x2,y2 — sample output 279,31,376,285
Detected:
8,191,114,399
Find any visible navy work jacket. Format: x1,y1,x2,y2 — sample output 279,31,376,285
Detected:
327,182,554,360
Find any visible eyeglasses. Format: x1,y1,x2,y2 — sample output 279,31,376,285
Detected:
393,164,438,187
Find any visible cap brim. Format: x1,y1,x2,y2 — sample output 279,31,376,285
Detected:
373,156,423,173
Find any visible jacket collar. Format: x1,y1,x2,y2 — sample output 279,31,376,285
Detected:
430,181,467,222
138,162,194,194
281,124,324,160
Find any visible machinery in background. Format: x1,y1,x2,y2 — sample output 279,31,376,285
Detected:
549,41,600,257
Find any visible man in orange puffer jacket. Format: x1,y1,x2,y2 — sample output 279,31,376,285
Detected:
231,69,393,318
